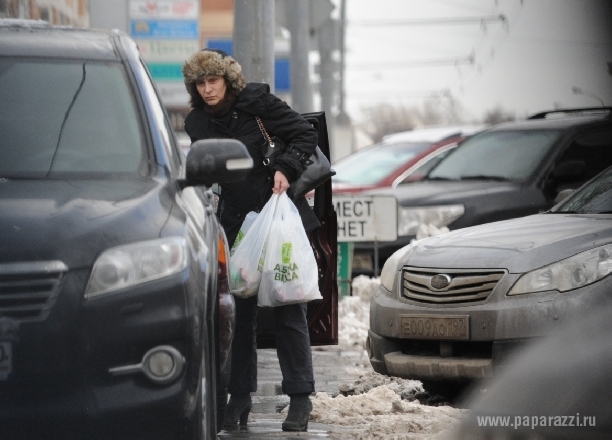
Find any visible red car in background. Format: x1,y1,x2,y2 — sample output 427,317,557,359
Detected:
332,125,486,194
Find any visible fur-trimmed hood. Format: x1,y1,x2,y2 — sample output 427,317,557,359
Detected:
182,49,247,107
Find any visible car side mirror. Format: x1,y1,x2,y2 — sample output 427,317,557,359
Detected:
552,160,586,181
554,188,574,204
183,139,253,188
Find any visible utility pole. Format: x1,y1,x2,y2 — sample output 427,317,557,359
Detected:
287,0,313,112
337,0,350,126
317,18,337,136
234,0,275,89
19,0,30,19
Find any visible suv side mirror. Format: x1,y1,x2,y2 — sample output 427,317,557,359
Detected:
184,139,253,188
552,160,586,181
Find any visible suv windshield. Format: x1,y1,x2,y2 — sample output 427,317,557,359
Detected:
428,130,562,181
0,58,145,178
333,142,431,185
552,167,612,214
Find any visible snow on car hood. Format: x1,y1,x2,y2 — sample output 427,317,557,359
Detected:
404,213,612,273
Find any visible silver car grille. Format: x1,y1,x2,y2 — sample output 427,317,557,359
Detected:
0,261,67,322
402,267,504,304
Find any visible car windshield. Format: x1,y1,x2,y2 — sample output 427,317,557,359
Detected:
428,130,562,181
333,141,431,185
398,145,458,183
551,167,612,214
0,58,145,178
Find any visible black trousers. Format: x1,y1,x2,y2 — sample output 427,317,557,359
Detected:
227,295,315,396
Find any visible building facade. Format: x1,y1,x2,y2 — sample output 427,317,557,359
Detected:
1,0,89,27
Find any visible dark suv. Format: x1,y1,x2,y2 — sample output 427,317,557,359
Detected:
357,108,612,276
0,20,320,439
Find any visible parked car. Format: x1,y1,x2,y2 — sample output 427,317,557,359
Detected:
332,125,484,194
367,165,612,394
0,20,338,439
355,108,612,276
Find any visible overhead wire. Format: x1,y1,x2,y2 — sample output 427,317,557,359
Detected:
453,0,525,96
343,0,523,110
430,0,495,14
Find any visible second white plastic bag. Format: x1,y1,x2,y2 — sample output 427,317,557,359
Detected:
229,195,279,298
258,193,322,307
230,211,258,256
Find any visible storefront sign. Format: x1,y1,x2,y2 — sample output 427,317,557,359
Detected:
129,1,198,19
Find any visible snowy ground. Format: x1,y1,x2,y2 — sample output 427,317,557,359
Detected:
306,275,466,439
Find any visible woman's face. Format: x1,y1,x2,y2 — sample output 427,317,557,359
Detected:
196,75,227,106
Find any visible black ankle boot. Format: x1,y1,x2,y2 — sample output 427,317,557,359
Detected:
282,393,312,432
223,394,252,430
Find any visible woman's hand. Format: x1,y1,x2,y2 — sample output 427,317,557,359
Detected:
273,170,290,194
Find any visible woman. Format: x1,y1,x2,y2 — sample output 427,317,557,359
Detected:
182,48,319,432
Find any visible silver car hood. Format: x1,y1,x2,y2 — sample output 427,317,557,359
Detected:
404,213,612,273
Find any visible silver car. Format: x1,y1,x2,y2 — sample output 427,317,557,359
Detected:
367,166,612,392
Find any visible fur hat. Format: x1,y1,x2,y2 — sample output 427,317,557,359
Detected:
182,49,247,107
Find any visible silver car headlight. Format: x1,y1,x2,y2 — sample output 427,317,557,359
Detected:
85,237,188,298
508,243,612,295
397,205,464,237
380,244,415,292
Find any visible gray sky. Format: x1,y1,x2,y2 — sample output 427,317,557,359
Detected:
334,0,612,122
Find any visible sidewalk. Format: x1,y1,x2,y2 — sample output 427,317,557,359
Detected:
217,347,370,439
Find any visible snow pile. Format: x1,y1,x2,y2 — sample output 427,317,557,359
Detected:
337,298,370,349
311,386,464,439
413,224,450,242
350,274,380,303
315,274,379,351
336,371,424,399
308,275,465,438
337,274,379,349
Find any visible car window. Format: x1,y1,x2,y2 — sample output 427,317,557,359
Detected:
136,57,182,173
554,127,612,183
333,141,431,185
553,166,612,213
429,130,562,181
0,58,145,178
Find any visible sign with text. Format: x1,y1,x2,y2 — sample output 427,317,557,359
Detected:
146,62,184,80
130,19,198,39
130,1,198,19
136,40,199,62
333,195,398,242
129,0,199,107
156,82,190,107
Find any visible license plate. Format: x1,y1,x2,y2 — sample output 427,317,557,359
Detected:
400,315,469,340
0,341,12,381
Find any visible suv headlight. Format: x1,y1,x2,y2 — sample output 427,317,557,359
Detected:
397,205,464,237
85,237,188,298
508,244,612,295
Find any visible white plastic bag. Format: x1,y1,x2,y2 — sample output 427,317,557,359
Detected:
230,211,258,255
229,196,279,298
258,193,322,307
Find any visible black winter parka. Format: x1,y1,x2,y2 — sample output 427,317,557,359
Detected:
184,83,320,246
